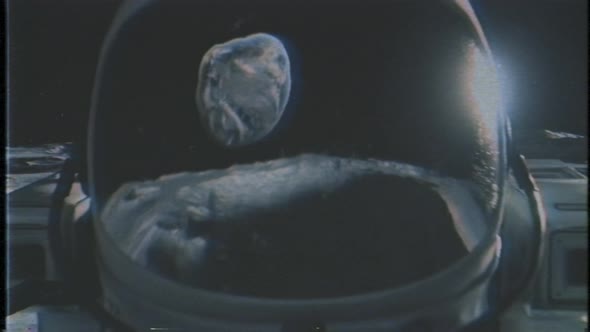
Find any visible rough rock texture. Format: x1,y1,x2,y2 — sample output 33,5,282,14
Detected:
101,155,476,298
196,33,291,147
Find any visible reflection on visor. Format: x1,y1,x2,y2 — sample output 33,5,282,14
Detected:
101,154,490,298
196,33,291,147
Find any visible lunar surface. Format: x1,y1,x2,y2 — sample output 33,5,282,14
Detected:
101,155,484,297
196,33,291,147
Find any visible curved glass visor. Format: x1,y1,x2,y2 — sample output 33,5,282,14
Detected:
101,155,490,298
89,0,505,300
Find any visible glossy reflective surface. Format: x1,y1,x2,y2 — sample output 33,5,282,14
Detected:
90,1,505,298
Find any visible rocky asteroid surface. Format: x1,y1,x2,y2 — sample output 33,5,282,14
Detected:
101,155,479,298
196,33,291,147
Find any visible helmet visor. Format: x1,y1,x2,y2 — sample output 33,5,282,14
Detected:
90,0,505,299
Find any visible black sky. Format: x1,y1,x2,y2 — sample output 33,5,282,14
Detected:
472,0,588,135
6,0,588,146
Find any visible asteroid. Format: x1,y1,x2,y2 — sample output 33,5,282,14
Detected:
196,33,291,147
100,155,482,297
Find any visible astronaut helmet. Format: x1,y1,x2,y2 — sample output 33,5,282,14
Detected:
84,1,543,331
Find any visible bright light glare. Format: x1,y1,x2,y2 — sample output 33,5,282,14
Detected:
464,43,504,131
463,43,505,210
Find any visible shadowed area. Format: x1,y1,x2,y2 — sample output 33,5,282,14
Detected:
103,156,468,298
